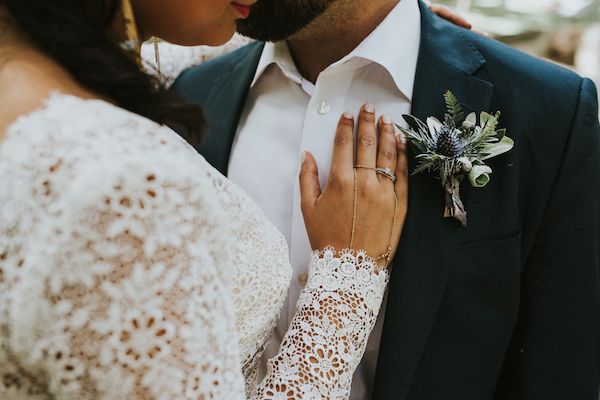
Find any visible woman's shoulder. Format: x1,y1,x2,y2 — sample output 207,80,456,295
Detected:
3,93,202,171
0,93,223,218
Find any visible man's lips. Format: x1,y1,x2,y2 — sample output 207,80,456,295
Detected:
231,2,252,19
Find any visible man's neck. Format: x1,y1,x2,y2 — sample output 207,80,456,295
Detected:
286,0,400,83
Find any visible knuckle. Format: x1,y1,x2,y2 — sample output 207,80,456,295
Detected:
358,177,379,196
372,190,389,204
335,133,353,146
380,148,396,161
331,171,353,188
358,135,376,147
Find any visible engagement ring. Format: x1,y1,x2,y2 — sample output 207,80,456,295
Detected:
375,167,397,183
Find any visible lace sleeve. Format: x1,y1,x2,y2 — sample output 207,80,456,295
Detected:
254,247,390,400
9,158,246,399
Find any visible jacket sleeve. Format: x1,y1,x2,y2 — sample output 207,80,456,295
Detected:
495,78,600,399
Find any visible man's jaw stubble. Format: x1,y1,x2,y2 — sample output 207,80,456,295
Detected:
236,0,336,42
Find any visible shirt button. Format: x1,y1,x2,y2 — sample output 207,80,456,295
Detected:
298,272,309,287
317,101,331,115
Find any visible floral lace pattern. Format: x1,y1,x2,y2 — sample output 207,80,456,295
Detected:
0,94,389,399
0,94,278,399
255,248,389,400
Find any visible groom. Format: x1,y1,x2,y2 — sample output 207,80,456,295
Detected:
172,0,600,398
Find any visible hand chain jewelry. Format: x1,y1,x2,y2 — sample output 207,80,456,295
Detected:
350,166,398,266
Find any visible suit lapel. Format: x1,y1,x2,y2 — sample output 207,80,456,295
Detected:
372,3,493,399
196,42,265,175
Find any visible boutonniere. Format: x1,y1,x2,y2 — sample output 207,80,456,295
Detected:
397,91,514,227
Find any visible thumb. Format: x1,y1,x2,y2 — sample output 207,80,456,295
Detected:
299,151,321,214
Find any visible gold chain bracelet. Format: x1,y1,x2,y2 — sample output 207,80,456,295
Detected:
350,167,398,266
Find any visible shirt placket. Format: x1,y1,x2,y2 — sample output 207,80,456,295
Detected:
287,67,356,324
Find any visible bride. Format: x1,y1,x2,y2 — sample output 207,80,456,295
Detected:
0,0,409,399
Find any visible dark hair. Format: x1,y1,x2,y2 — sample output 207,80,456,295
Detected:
0,0,204,147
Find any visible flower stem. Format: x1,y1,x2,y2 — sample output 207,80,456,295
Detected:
444,176,467,227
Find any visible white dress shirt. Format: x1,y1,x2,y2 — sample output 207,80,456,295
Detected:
228,0,421,397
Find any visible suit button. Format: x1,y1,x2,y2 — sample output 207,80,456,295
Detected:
298,272,309,287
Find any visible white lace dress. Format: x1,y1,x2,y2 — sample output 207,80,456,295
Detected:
0,94,389,400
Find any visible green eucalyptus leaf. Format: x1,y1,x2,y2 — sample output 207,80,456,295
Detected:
468,165,493,187
481,136,514,160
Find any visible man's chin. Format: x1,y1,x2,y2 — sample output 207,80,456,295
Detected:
235,0,335,42
236,20,298,42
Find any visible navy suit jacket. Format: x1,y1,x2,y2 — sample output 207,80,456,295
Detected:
172,2,600,399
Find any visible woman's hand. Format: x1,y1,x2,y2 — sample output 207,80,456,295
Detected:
427,1,491,37
427,1,472,30
299,104,408,265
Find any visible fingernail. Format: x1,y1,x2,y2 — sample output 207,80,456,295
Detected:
398,132,407,144
364,103,375,113
301,151,307,164
382,114,393,125
343,111,354,120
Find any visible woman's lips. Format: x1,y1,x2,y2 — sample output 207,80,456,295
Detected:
231,2,252,19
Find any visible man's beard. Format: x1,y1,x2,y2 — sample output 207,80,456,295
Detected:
236,0,335,42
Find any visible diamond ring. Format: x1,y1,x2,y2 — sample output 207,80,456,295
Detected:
375,167,397,183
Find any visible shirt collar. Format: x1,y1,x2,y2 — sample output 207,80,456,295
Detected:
250,0,422,100
250,39,302,87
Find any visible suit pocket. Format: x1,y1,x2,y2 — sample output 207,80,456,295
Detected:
451,230,521,276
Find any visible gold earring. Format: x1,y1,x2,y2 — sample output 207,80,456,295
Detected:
120,0,163,81
120,0,141,55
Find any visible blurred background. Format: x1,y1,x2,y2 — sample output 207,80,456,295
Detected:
437,0,600,111
148,0,600,113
